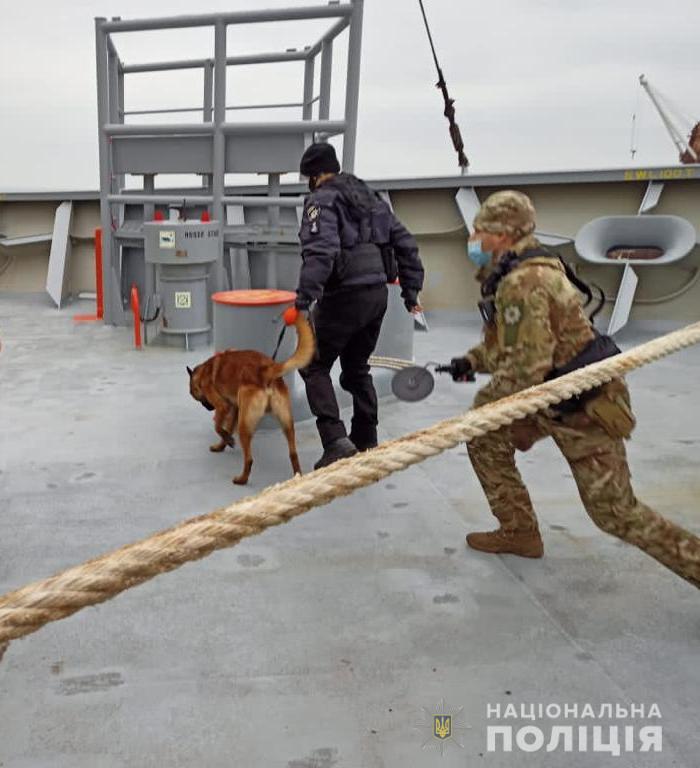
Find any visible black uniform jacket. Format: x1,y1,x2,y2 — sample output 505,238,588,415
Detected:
296,173,424,310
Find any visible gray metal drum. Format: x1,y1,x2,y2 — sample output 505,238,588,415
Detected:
144,219,220,349
159,263,211,349
212,289,300,429
212,289,297,357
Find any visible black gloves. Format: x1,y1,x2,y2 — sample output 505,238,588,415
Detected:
402,290,418,313
449,356,474,382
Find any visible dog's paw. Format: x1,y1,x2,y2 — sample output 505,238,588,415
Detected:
232,475,248,485
209,443,226,453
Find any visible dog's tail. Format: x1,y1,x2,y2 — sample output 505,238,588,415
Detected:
264,313,315,383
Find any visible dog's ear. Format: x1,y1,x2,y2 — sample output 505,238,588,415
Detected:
186,366,194,377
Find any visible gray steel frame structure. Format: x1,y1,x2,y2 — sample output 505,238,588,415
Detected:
95,1,364,325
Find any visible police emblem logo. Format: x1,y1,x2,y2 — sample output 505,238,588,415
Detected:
434,715,451,740
415,698,469,756
306,204,320,234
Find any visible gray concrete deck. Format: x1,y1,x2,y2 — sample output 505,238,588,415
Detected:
1,294,698,768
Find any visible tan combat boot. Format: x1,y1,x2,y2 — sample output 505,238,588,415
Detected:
466,528,544,558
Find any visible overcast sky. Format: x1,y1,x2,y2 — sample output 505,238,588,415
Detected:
0,0,697,191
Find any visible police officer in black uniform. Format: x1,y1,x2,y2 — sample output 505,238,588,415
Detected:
295,143,425,469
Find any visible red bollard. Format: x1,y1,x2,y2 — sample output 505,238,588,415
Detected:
74,227,105,323
130,284,142,349
95,228,104,320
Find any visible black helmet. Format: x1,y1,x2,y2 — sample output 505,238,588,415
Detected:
299,142,340,177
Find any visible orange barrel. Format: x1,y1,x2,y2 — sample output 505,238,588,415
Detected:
212,289,297,357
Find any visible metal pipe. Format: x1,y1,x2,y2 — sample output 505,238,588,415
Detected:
142,174,157,307
203,60,213,122
110,49,126,192
212,20,227,291
222,195,305,207
102,5,352,33
223,50,307,67
302,58,315,120
123,107,206,116
123,51,307,74
306,17,350,57
267,173,281,229
117,67,125,123
122,50,307,74
342,0,364,172
108,194,213,204
106,33,119,60
122,102,305,116
319,39,333,119
105,122,215,135
202,61,214,190
142,176,156,220
227,101,304,111
221,120,345,135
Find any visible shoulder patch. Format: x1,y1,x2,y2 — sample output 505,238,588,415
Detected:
501,300,524,347
503,304,522,326
305,203,320,235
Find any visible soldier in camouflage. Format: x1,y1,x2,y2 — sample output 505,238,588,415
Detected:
456,190,700,589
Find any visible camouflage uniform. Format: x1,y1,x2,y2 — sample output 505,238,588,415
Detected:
465,191,700,588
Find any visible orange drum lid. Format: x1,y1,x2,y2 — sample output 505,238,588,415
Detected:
212,289,297,306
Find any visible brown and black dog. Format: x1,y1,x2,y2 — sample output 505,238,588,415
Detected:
187,313,314,485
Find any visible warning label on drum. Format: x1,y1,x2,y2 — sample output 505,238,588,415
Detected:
159,230,176,249
174,291,192,309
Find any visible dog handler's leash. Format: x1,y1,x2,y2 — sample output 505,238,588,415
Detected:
272,307,318,361
270,324,287,361
270,305,313,361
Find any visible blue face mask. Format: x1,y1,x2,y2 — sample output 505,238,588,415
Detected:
468,240,492,268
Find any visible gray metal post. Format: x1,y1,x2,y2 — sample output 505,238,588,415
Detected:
266,172,281,288
118,65,125,124
95,19,121,325
203,60,214,121
202,60,214,190
109,52,126,211
301,55,316,160
302,57,315,120
267,173,281,229
143,174,156,301
342,0,364,172
319,40,333,120
212,21,227,290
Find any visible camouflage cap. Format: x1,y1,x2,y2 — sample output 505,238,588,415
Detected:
473,190,537,237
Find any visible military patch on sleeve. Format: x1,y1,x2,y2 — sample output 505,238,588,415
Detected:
306,203,320,235
502,301,524,347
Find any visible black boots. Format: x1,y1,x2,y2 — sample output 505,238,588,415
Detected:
349,425,378,453
314,437,358,470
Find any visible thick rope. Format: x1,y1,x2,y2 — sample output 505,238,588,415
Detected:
369,354,414,370
1,321,699,655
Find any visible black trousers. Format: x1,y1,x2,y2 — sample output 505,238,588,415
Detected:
300,284,388,447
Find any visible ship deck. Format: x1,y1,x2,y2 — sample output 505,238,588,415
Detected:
1,293,698,767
